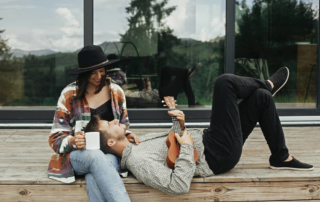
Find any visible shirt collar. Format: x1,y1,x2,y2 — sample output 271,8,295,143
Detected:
120,143,133,170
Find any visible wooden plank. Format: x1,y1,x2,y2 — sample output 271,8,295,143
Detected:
0,156,52,160
0,159,50,164
125,181,320,201
266,201,320,202
0,148,53,153
204,168,320,182
0,185,88,202
0,130,16,134
235,163,320,170
2,166,318,185
0,141,47,145
8,162,319,170
269,201,320,202
4,139,49,143
8,135,50,139
1,126,319,133
7,144,320,153
0,163,48,168
0,130,14,145
5,127,320,137
0,153,53,157
0,135,12,142
0,181,319,202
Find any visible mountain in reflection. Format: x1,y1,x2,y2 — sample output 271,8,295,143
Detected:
99,38,203,55
8,37,204,58
10,48,56,58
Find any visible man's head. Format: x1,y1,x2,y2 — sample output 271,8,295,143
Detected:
85,115,127,156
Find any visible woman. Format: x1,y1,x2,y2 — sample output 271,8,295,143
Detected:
48,45,139,202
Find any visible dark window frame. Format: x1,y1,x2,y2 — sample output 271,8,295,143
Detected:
0,0,320,125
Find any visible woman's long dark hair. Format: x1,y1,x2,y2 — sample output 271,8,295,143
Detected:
75,68,107,100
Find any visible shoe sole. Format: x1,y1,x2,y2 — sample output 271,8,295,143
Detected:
272,66,289,97
270,165,314,171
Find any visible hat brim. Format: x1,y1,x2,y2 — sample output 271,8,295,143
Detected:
68,59,120,75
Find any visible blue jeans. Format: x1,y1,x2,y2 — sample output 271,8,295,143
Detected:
70,149,130,202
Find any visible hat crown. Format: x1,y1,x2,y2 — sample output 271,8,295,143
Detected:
106,53,119,60
78,45,107,69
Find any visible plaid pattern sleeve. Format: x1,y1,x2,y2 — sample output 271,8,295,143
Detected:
48,88,77,154
110,83,130,127
48,84,79,183
127,144,196,195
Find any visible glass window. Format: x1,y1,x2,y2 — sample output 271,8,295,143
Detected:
0,0,83,109
94,0,225,108
235,0,319,108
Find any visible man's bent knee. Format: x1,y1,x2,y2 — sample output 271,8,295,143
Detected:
214,74,235,89
253,89,273,99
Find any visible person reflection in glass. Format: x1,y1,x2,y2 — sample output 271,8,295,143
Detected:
105,54,203,108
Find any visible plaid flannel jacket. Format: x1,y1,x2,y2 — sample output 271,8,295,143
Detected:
48,78,130,183
121,128,214,195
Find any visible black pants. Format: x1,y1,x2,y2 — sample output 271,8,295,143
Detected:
203,74,289,175
158,66,195,105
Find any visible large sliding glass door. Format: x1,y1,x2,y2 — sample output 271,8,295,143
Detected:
94,0,226,109
234,0,319,108
0,0,319,125
0,0,83,110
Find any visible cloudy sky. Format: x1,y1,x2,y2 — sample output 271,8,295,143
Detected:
0,0,226,52
94,0,226,45
0,0,83,52
0,0,317,52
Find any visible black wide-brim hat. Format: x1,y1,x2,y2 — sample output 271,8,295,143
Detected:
68,45,120,75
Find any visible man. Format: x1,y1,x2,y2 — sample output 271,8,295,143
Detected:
85,67,313,195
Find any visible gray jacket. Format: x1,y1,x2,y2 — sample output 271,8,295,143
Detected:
121,128,214,195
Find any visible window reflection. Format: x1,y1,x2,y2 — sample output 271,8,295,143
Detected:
0,0,83,109
95,0,226,108
235,0,319,108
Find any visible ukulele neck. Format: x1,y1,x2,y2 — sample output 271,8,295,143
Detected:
171,111,182,137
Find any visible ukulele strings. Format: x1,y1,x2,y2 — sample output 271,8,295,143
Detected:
171,115,182,146
171,113,182,136
168,103,182,146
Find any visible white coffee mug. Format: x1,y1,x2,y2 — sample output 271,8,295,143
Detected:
85,132,100,150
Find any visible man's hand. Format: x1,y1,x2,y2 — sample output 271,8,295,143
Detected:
168,110,185,131
75,131,86,149
175,130,194,146
126,133,141,145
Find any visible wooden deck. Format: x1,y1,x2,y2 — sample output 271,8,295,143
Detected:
0,127,319,202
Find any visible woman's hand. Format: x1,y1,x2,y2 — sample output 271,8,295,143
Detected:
126,133,141,145
75,131,86,149
168,110,185,131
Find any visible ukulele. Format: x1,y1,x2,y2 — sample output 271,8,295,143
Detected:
163,96,199,169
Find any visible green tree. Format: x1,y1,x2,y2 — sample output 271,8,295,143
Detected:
235,0,317,58
120,0,177,57
235,0,318,103
0,18,25,106
0,18,12,63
